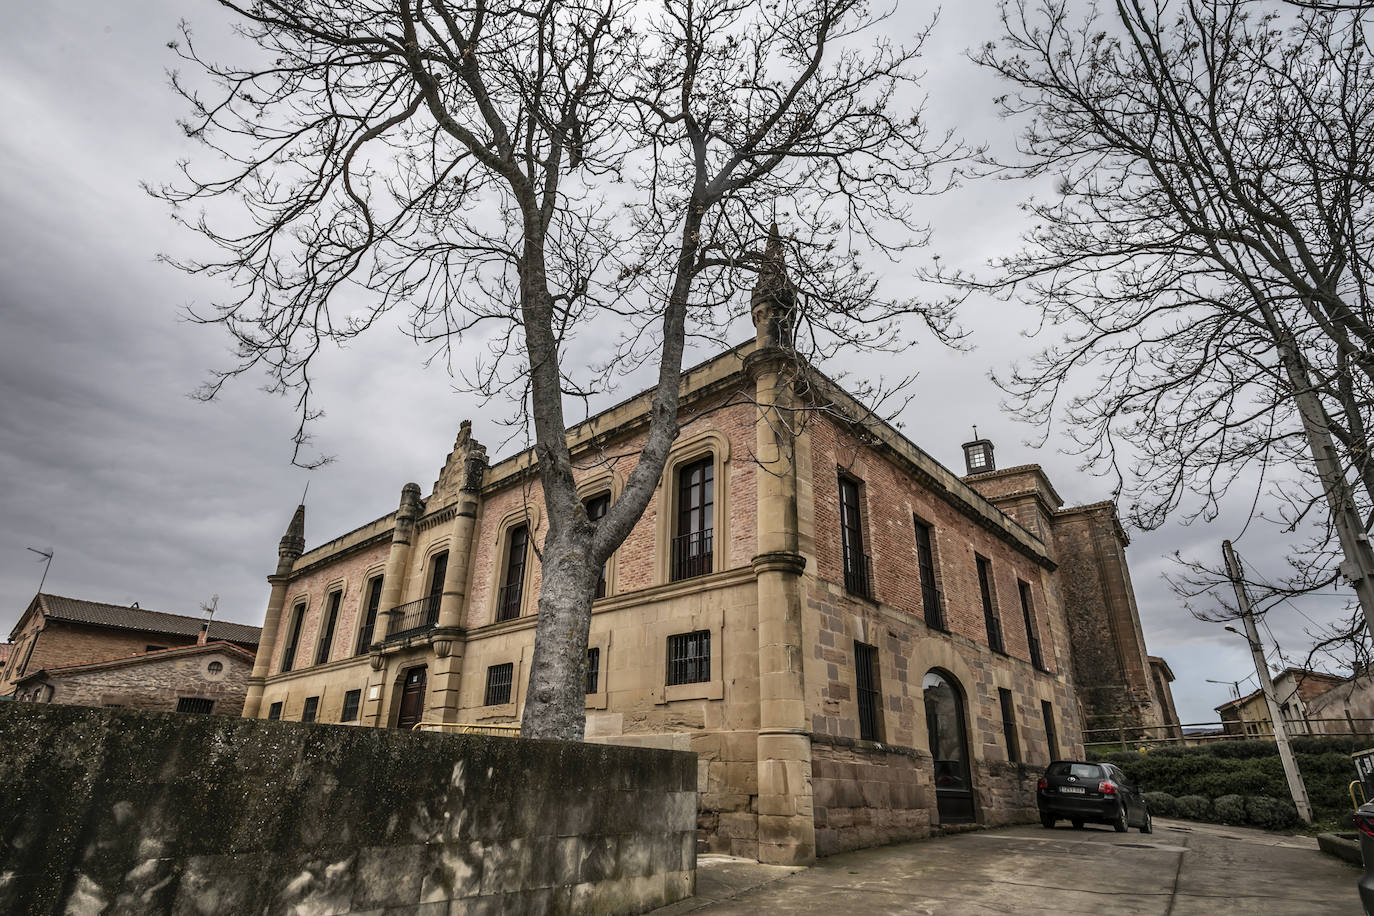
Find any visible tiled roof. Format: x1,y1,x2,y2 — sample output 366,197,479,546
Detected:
35,594,260,646
18,641,255,681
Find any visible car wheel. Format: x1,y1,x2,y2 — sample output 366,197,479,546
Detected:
1139,809,1152,834
1040,813,1055,829
1070,819,1084,830
1113,806,1128,833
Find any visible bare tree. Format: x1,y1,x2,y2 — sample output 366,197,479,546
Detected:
156,0,961,739
954,0,1374,642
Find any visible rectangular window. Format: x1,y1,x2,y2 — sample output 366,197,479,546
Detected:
1041,701,1059,762
341,689,361,723
913,518,943,629
316,590,342,666
425,552,448,625
301,696,320,723
839,475,872,597
672,457,714,581
976,556,1004,653
1018,580,1045,670
484,663,515,706
854,641,882,742
666,630,711,686
268,702,283,721
999,688,1020,763
586,647,601,694
176,697,214,715
281,602,306,673
585,493,611,598
357,575,383,654
498,526,529,621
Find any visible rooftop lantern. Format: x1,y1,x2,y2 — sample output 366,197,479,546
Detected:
962,426,996,475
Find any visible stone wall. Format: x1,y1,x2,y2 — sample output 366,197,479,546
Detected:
975,759,1039,827
18,645,252,714
0,704,697,915
810,736,932,856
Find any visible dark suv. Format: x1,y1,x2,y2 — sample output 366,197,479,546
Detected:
1037,760,1151,833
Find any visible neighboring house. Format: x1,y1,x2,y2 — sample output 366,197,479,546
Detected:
1149,656,1184,740
1302,667,1374,737
240,257,1172,864
12,642,254,714
2,594,260,696
0,643,13,684
1215,667,1347,737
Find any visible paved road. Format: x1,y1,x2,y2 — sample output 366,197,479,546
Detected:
664,819,1360,915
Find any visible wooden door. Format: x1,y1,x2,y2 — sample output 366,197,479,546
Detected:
397,666,427,729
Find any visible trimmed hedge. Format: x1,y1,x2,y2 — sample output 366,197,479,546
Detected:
1088,736,1359,827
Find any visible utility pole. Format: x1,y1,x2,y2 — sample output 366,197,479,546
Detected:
1222,540,1313,825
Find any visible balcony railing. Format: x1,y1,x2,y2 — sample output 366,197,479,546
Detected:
843,550,874,599
671,529,713,581
497,582,523,621
385,595,441,641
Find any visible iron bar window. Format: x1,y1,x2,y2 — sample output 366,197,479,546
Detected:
976,555,1004,653
586,647,600,694
666,630,711,686
176,697,214,715
485,663,514,706
301,696,319,723
1019,580,1045,670
854,641,882,742
673,457,714,581
498,526,528,621
585,493,610,598
356,575,383,654
840,475,873,598
316,590,342,665
267,702,282,721
341,689,361,723
913,518,944,629
280,602,306,673
999,688,1020,763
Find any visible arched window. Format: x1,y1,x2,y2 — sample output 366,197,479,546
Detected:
923,669,975,824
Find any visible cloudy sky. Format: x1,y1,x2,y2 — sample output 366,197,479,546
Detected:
0,1,1354,725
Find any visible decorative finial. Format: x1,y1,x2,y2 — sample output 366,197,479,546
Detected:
972,424,978,440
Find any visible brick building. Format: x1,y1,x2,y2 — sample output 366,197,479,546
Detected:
1216,667,1346,737
12,641,254,714
2,594,261,696
241,254,1171,864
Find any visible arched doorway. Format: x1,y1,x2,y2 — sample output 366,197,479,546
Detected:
923,669,975,824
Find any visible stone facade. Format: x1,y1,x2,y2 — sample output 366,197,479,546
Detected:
12,642,253,715
242,259,1172,864
1216,667,1348,737
0,703,695,915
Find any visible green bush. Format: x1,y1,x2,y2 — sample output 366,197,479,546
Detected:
1143,791,1177,817
1245,796,1300,831
1175,795,1213,821
1213,794,1247,825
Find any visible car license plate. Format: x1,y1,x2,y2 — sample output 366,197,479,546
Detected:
1060,786,1086,794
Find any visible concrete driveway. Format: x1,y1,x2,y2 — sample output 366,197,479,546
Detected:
663,819,1360,915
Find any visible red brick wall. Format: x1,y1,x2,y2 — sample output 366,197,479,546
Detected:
4,622,215,694
273,541,391,674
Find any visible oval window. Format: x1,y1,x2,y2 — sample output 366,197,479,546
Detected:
207,661,223,675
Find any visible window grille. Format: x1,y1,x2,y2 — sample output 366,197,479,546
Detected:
207,661,223,675
976,556,1004,653
357,575,383,654
854,641,882,742
913,518,944,629
586,647,600,694
301,696,319,723
840,475,873,598
666,630,711,686
498,526,528,621
999,688,1020,763
341,689,361,722
485,663,514,706
672,457,714,581
176,697,214,715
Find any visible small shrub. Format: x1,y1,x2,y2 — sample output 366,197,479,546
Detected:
1245,796,1300,831
1143,791,1177,817
1213,794,1247,825
1175,794,1213,821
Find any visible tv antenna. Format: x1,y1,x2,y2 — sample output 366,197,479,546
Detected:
25,547,54,594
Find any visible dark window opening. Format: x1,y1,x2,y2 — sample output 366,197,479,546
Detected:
855,641,882,742
666,630,711,686
1018,580,1045,670
341,689,361,723
207,661,223,675
425,552,448,626
585,493,611,598
498,526,528,621
268,702,283,720
145,645,167,653
976,556,1004,653
672,457,714,581
485,663,514,706
281,603,306,673
301,696,319,723
999,688,1020,763
316,590,342,665
176,697,214,715
586,647,601,694
1042,701,1059,762
357,575,383,654
839,474,873,598
913,518,943,629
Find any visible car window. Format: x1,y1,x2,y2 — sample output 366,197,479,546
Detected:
1046,762,1102,779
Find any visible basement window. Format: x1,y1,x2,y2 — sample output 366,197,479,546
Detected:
485,663,514,706
268,702,282,720
341,689,361,723
666,630,710,686
301,696,319,723
176,697,214,715
586,648,600,695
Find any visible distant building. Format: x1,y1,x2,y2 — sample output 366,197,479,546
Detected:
1296,667,1374,737
0,642,13,684
1215,667,1347,737
12,641,254,714
2,594,260,696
